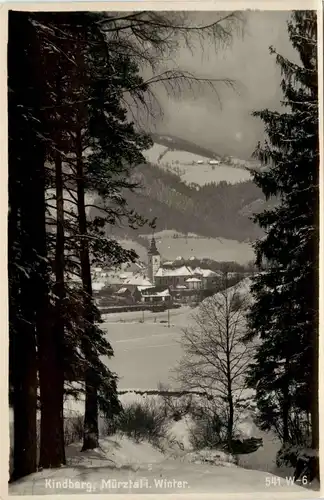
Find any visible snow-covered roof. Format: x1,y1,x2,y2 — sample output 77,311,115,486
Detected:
137,285,154,292
193,267,218,278
123,275,153,287
143,289,170,298
155,266,194,277
103,271,152,287
186,278,201,283
116,287,128,294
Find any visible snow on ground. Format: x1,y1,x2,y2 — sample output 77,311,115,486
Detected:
9,433,314,495
148,235,254,264
9,389,319,495
143,143,169,164
166,161,251,186
9,284,319,495
118,233,254,265
143,143,251,186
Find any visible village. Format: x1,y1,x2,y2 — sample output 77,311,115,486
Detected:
90,237,231,313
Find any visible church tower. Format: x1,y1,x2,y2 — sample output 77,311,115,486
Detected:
148,235,161,285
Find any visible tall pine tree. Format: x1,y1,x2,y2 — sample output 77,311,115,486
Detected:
245,11,319,450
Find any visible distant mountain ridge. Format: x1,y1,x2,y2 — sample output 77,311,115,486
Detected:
89,137,274,251
150,133,221,160
90,164,274,248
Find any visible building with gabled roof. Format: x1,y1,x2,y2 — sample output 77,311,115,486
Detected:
140,285,172,305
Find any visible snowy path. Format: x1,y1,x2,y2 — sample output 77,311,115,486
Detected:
8,436,316,496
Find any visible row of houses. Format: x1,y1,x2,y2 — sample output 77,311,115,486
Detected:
90,239,225,307
154,265,218,289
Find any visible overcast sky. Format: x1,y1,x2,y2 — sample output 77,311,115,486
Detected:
147,10,296,159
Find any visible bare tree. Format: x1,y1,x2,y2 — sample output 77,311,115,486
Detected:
174,273,254,451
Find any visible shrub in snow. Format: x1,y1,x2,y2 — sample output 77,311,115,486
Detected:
114,400,168,444
276,444,319,483
64,415,84,446
276,444,299,468
166,415,195,451
186,448,237,467
189,411,226,450
158,386,194,421
229,437,263,455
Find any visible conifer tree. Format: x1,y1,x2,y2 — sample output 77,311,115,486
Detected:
8,10,60,479
245,11,319,449
8,12,40,480
8,9,243,473
33,12,154,450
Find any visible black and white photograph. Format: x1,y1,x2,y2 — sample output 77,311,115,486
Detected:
7,5,320,496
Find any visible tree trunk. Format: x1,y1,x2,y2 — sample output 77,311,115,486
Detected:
10,302,37,481
10,121,39,481
53,145,67,463
282,395,290,444
282,358,290,444
227,390,234,453
311,329,319,449
8,12,38,479
75,124,99,451
38,147,66,468
225,289,233,452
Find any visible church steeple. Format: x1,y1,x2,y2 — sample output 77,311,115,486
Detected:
148,234,160,256
147,232,160,284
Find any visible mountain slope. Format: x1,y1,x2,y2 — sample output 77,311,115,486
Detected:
150,133,221,159
88,140,276,256
118,162,272,242
145,135,259,186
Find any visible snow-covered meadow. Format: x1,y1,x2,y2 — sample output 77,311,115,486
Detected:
143,142,252,186
120,233,254,265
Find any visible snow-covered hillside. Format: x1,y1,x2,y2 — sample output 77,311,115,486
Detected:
9,432,313,496
138,232,254,264
143,142,252,186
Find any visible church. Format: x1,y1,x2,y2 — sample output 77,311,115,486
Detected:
146,236,219,290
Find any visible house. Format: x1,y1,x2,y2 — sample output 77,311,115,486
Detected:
114,286,142,304
154,265,195,288
192,267,220,288
93,268,153,293
140,285,172,305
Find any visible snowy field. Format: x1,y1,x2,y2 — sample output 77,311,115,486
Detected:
143,143,252,186
119,235,254,265
9,288,320,496
101,306,191,390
